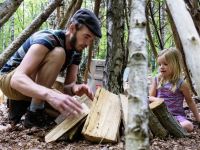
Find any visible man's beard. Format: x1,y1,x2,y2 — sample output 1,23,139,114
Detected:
70,31,77,51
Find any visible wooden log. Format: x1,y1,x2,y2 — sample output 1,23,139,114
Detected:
119,94,128,126
58,118,86,141
52,76,65,93
0,90,6,104
149,109,168,138
82,88,121,143
149,99,188,138
54,95,93,141
45,103,89,143
45,95,91,143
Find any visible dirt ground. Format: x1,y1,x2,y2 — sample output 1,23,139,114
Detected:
1,101,200,150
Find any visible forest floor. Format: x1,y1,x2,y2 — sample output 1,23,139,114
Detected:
1,101,200,150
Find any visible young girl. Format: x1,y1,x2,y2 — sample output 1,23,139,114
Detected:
149,47,200,132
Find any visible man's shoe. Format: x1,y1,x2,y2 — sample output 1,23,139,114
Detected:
24,108,47,128
7,99,31,125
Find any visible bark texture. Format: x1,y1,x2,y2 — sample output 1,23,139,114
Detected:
166,0,200,97
104,0,125,94
125,0,149,149
57,0,77,29
0,0,24,27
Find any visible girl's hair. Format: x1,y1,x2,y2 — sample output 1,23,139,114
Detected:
157,47,182,92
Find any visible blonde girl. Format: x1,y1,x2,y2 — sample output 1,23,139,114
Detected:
149,47,200,132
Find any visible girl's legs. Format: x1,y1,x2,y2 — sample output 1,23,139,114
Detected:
175,116,194,132
180,120,194,132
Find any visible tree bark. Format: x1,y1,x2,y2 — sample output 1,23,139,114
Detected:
104,0,125,94
149,108,168,138
83,0,101,83
0,0,24,27
149,99,188,138
125,0,149,149
146,1,158,58
57,0,77,29
166,0,200,97
166,5,197,96
0,0,63,68
70,0,83,16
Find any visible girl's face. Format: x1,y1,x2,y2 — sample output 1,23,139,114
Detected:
157,55,172,79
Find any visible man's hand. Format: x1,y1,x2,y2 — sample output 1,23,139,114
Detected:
47,90,83,117
72,84,94,100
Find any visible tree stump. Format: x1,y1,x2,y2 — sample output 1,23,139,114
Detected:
149,108,168,138
149,99,188,138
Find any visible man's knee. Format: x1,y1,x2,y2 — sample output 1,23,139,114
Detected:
46,47,66,65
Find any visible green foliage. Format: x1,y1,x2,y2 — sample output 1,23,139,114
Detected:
97,24,107,59
0,0,49,52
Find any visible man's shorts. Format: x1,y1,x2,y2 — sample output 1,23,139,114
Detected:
0,70,30,100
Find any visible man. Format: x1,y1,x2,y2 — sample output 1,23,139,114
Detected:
0,8,102,128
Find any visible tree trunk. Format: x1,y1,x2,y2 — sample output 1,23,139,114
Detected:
57,0,77,29
0,0,63,68
104,0,125,94
0,0,24,27
184,0,200,35
125,0,149,149
166,0,200,97
70,0,83,17
146,1,158,58
83,0,101,83
149,99,188,138
166,5,197,96
149,108,168,138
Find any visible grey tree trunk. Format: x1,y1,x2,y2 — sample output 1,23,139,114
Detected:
0,0,63,68
104,0,126,94
0,0,24,27
125,0,149,149
166,0,200,97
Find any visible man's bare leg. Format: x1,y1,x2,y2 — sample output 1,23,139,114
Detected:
29,47,66,112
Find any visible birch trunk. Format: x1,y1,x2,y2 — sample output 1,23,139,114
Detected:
126,0,149,149
0,0,63,68
166,0,200,97
166,5,197,95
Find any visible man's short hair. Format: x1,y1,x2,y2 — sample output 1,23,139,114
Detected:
70,8,102,38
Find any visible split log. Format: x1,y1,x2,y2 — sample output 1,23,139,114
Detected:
149,99,188,138
119,94,128,126
45,103,89,143
82,88,121,143
45,95,92,143
52,76,65,93
149,109,168,138
0,90,6,104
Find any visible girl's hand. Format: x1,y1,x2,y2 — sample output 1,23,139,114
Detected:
148,96,160,103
